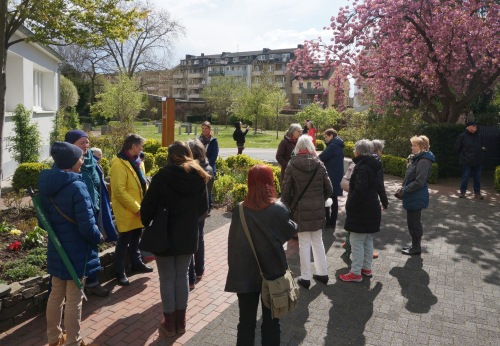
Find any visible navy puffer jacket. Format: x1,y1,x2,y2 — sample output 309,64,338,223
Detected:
319,137,345,197
402,151,436,211
38,168,101,280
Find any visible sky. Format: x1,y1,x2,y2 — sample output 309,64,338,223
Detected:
154,0,352,66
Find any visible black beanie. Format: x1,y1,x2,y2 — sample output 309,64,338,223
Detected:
51,142,83,169
64,129,88,144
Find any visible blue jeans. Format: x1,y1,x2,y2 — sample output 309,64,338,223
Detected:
189,220,205,283
114,228,143,275
156,255,192,313
349,233,374,276
460,165,483,193
236,292,280,346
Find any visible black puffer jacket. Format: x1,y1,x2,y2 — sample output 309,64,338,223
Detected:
225,202,297,293
344,154,382,234
281,153,333,232
454,129,484,166
140,164,208,256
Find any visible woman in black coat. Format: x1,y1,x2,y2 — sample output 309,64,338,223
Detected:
141,141,210,338
340,139,382,283
225,164,297,345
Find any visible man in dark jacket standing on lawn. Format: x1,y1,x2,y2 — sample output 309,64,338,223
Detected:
454,121,486,199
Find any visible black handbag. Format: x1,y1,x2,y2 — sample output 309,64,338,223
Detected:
139,204,169,254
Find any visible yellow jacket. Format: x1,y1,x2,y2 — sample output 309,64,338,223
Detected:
110,156,147,233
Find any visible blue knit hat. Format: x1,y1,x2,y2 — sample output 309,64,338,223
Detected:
51,142,83,169
64,129,88,144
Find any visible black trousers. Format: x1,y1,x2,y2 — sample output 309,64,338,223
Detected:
236,292,280,346
406,209,423,238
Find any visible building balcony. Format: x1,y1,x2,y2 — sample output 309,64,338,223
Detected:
209,71,224,76
274,70,286,76
251,71,261,76
188,72,204,78
225,70,246,77
173,73,184,79
173,84,184,89
300,87,326,95
188,93,201,99
187,83,202,89
172,93,186,99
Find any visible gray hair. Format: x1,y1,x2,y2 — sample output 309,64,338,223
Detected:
372,139,385,153
354,139,374,156
90,147,102,157
294,134,316,155
285,123,303,138
187,138,207,162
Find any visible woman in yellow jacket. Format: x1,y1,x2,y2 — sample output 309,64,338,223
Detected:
110,134,153,286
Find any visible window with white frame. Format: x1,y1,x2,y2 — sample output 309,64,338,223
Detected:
33,70,43,109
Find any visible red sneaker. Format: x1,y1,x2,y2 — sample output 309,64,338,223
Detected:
339,272,362,282
361,269,373,277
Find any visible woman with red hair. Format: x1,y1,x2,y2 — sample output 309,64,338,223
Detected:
225,164,297,345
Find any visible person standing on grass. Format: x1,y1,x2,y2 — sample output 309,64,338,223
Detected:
233,121,250,155
65,130,114,298
39,142,101,346
110,134,153,287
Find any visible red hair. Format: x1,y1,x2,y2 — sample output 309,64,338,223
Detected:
243,164,277,211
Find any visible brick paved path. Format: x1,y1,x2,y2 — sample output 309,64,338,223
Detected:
1,174,499,345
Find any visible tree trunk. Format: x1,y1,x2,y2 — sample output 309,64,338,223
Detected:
0,0,8,195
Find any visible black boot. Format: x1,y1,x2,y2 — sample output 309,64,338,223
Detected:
402,237,421,255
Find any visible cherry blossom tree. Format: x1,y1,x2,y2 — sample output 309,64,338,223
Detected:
289,0,500,123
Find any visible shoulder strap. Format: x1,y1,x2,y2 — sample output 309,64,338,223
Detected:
239,203,264,278
50,198,77,224
291,165,319,213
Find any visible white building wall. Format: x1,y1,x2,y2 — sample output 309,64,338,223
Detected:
1,31,60,180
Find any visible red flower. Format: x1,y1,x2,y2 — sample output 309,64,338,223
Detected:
8,241,22,251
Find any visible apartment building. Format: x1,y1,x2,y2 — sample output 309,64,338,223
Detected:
167,46,349,118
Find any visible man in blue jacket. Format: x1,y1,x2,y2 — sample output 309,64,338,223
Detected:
319,128,345,228
454,121,486,199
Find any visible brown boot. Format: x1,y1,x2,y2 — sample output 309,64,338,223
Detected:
49,333,66,346
175,309,187,334
159,312,176,338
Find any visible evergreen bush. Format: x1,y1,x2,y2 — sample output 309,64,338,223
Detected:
495,166,500,193
143,152,155,174
143,139,161,154
316,139,325,151
7,104,42,163
100,157,110,178
154,151,168,168
12,163,50,191
230,183,248,207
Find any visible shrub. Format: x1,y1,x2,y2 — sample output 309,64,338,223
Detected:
154,151,168,168
7,104,41,163
156,146,168,155
343,141,355,158
143,152,155,174
139,118,151,122
143,139,161,154
381,155,439,183
316,139,325,151
495,166,500,193
1,261,44,283
268,164,282,194
25,247,47,268
417,123,463,178
100,157,110,178
12,163,50,191
212,175,238,205
230,183,248,207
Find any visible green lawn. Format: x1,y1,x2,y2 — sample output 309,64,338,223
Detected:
134,122,285,149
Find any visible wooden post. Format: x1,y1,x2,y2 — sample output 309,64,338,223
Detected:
161,97,175,147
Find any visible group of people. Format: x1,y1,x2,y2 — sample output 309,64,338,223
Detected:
40,117,483,346
41,122,220,346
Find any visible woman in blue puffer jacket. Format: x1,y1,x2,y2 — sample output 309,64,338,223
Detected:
401,135,436,256
38,142,101,346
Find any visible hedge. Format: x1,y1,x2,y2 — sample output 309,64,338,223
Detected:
381,155,439,184
142,139,161,155
12,163,50,191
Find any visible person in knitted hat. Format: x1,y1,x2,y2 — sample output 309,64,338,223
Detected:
51,142,83,170
454,120,486,199
38,142,101,346
64,130,114,297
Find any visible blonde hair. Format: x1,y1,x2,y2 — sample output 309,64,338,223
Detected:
410,135,430,151
167,141,210,183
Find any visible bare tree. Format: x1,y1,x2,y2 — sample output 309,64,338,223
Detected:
102,0,185,78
